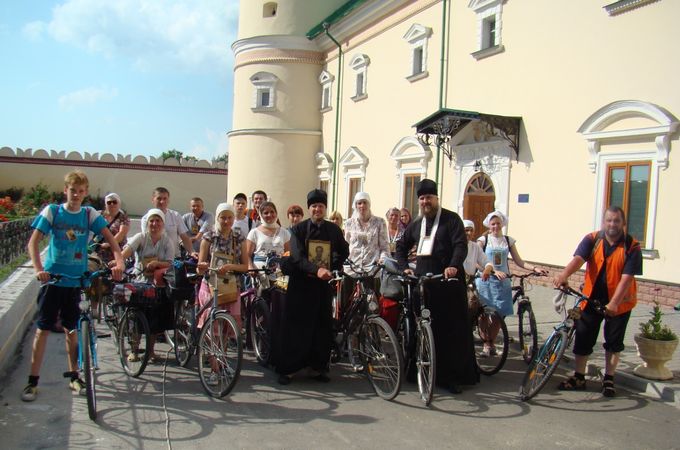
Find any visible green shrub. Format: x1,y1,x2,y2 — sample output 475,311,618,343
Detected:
639,302,678,341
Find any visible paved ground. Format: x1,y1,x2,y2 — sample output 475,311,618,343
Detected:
1,284,679,449
1,218,678,448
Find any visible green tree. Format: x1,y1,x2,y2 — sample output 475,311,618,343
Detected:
212,153,228,164
160,149,197,162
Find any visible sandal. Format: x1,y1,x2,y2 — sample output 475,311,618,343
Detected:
602,379,616,397
557,376,586,391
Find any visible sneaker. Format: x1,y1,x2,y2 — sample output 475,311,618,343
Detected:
21,384,38,402
127,353,141,363
69,378,87,396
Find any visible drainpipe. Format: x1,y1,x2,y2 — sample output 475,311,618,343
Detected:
324,22,343,212
435,0,448,195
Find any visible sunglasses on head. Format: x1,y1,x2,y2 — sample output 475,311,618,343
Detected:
106,200,118,205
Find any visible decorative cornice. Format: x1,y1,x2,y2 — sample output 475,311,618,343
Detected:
235,48,325,68
604,0,660,16
232,35,321,57
227,128,322,137
0,155,227,175
0,147,226,173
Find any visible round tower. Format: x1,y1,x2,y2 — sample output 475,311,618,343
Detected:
228,0,345,210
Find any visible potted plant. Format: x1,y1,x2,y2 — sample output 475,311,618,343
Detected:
633,301,678,380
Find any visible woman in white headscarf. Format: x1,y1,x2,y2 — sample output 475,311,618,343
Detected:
343,192,390,275
475,210,546,356
96,192,130,263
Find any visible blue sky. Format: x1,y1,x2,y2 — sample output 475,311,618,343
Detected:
0,0,240,161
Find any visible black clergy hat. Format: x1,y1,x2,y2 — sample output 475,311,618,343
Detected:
307,189,328,207
416,178,438,197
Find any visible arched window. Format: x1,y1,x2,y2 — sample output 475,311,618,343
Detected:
263,2,277,18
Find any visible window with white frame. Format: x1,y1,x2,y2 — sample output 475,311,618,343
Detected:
403,24,432,81
249,71,278,111
349,54,369,101
469,0,505,59
390,136,432,208
319,70,334,111
578,100,679,257
339,146,368,214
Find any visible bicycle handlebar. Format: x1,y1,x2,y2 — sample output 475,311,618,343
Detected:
47,269,113,287
555,286,606,315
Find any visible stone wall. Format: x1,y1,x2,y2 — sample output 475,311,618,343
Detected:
0,147,228,217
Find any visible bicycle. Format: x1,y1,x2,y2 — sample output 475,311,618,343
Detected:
170,266,243,397
510,272,546,364
395,272,456,406
467,277,509,376
47,269,112,421
518,286,605,401
329,260,403,401
240,267,277,366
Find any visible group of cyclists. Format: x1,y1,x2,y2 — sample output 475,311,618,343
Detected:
21,170,642,405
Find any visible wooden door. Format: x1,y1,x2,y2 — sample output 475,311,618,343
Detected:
463,174,495,240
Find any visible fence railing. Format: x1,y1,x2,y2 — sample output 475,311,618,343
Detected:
0,218,33,267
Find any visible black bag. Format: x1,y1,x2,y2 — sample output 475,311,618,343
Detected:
380,258,403,301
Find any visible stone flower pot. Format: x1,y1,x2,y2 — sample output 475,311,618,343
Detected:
633,333,678,380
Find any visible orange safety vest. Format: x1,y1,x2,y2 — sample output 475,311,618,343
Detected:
582,231,640,315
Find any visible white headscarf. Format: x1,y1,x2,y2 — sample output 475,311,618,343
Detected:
215,203,235,233
352,192,372,220
146,208,165,223
105,192,121,204
463,219,475,229
482,210,508,228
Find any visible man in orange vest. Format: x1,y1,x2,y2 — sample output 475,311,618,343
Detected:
554,206,642,397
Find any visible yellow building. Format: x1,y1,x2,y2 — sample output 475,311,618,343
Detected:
227,0,679,301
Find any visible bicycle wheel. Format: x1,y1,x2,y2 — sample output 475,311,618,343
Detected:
474,308,509,376
360,316,403,400
250,297,271,366
81,320,97,421
519,328,569,401
174,300,195,367
118,307,151,377
518,301,538,364
416,321,436,406
102,295,119,349
198,312,242,398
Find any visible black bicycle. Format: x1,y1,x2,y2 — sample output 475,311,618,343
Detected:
510,272,546,364
467,277,509,376
330,260,403,401
518,286,605,401
395,272,456,406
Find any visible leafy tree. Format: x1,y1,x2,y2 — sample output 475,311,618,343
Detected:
160,149,197,162
212,153,229,164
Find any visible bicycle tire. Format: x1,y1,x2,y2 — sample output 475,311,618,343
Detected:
198,312,242,398
81,320,97,421
397,309,415,381
518,301,538,364
118,307,151,377
519,328,569,401
361,316,403,400
416,321,436,406
250,297,271,366
174,300,194,367
474,308,509,376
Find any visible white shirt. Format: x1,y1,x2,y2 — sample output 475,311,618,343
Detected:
464,240,492,276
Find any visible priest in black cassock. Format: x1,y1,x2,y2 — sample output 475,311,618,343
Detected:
395,179,479,393
271,189,349,385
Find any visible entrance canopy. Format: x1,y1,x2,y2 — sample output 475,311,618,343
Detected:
413,108,521,161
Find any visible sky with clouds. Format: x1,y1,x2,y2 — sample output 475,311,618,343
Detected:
0,0,240,161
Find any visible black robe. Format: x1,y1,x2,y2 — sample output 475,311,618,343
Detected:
395,207,479,387
270,218,349,375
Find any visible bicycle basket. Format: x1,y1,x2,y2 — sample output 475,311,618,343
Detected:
113,282,163,306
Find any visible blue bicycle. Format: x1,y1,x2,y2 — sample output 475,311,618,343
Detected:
48,269,111,421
